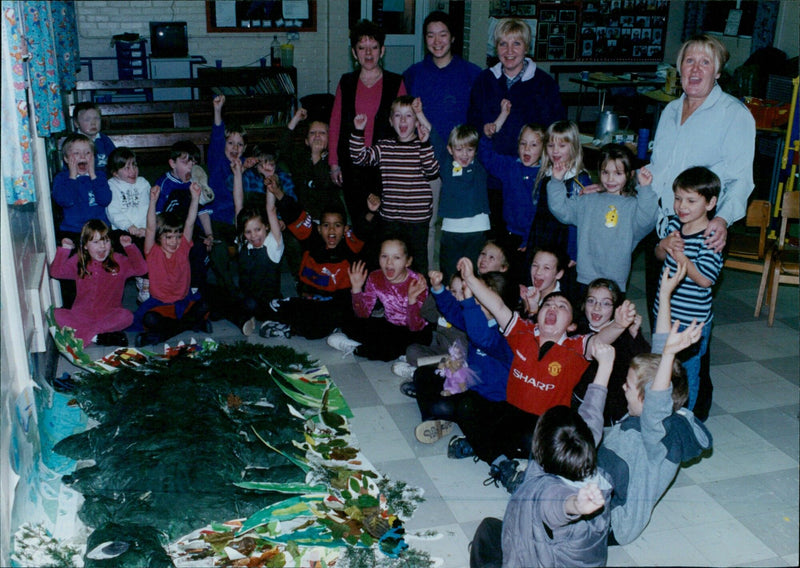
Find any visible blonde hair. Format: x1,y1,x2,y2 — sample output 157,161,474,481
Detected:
629,354,689,412
677,33,729,75
536,120,585,188
494,18,531,53
448,124,479,149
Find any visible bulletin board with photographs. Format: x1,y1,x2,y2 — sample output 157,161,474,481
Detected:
578,0,669,61
489,0,669,62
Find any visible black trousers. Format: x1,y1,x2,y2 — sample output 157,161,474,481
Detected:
343,317,433,362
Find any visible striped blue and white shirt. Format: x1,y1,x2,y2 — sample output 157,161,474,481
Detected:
653,216,723,324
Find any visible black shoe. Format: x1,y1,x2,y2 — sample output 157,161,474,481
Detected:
96,331,128,347
483,459,524,494
399,381,417,398
135,332,162,347
447,435,475,459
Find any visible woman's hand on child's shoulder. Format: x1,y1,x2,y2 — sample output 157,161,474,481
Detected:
407,275,427,305
61,237,75,249
637,166,653,187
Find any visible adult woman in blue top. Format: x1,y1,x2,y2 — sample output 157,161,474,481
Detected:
467,18,566,238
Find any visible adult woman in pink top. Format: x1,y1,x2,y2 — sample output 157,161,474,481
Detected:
328,19,406,233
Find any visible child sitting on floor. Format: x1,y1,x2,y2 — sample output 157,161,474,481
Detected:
133,183,210,346
599,261,711,546
470,340,616,568
49,219,146,347
327,237,432,361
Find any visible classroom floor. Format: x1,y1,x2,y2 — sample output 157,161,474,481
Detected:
56,253,799,567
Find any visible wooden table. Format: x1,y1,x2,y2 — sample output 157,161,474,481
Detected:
569,73,664,123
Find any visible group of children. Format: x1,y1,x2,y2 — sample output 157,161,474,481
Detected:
50,91,723,564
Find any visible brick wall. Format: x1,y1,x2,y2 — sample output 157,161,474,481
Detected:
74,0,354,98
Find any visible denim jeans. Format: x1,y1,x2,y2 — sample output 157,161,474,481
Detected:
678,320,712,411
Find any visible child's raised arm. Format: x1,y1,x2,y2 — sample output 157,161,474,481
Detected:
184,182,201,242
484,99,511,138
348,260,368,294
213,95,225,126
458,257,513,329
565,483,605,517
637,166,653,187
144,185,160,255
655,261,687,334
265,190,283,248
287,107,307,131
652,320,703,393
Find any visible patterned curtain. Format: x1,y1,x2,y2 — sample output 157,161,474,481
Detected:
1,0,78,204
751,1,779,54
681,1,707,42
2,1,36,204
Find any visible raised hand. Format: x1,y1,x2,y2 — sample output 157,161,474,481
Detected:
591,340,615,367
659,261,687,298
500,98,512,115
366,193,381,212
574,483,605,515
411,97,423,116
637,166,653,186
613,299,637,329
61,238,75,249
348,260,368,292
189,181,202,200
520,284,541,315
428,270,444,290
119,234,132,248
417,122,430,143
213,94,225,110
457,256,476,281
407,275,427,305
354,113,368,130
150,185,161,202
231,157,243,175
663,319,704,356
483,122,497,138
288,107,308,130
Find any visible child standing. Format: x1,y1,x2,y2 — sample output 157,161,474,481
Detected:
478,100,544,280
133,183,210,346
653,166,722,413
413,99,490,280
327,238,432,361
528,120,592,270
548,143,658,293
349,95,440,275
106,147,150,240
599,262,711,545
471,341,616,568
49,220,146,346
52,133,112,241
281,107,341,222
72,102,116,169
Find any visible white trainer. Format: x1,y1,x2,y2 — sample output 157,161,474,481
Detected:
326,332,361,357
392,361,417,379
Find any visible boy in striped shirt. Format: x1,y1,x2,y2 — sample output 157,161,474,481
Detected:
350,95,440,274
653,166,722,413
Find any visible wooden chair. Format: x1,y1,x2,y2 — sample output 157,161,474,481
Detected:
755,191,799,325
724,199,771,272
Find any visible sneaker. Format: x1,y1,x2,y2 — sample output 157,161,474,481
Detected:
95,331,129,347
447,435,475,459
135,332,162,347
399,380,417,398
198,319,213,334
414,420,455,444
392,361,417,379
268,298,285,314
326,332,361,356
484,459,523,494
241,316,256,336
259,320,292,338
